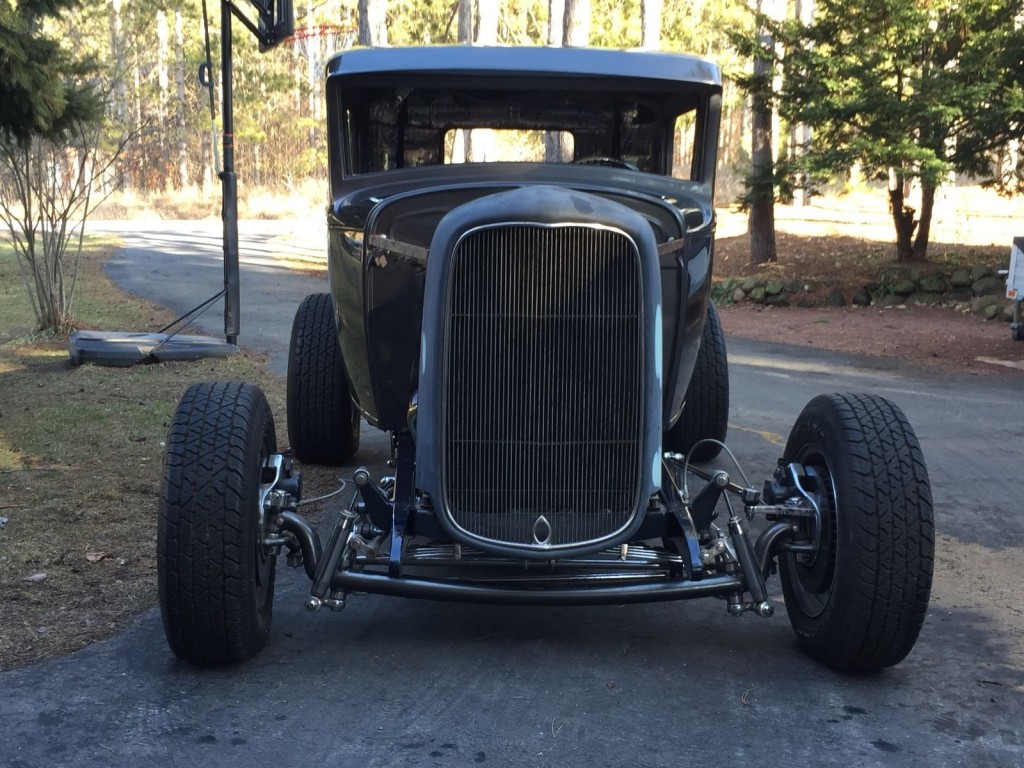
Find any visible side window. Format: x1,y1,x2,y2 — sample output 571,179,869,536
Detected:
671,111,697,180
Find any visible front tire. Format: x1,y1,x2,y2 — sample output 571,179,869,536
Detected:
779,393,934,671
665,302,729,461
158,382,278,664
287,293,360,464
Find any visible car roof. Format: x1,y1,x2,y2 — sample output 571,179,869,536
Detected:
325,46,722,89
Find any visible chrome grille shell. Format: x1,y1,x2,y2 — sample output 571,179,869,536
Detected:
439,222,645,552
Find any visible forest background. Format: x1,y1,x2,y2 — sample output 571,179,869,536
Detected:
86,0,761,203
6,0,1023,232
2,0,1023,332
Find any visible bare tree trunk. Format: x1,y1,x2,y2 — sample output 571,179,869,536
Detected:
156,10,170,186
294,48,303,118
749,106,776,264
307,0,321,123
748,1,776,265
108,0,130,188
545,0,588,163
132,44,142,140
107,1,127,125
358,0,388,47
547,0,565,44
641,0,662,49
174,11,189,189
563,0,590,47
888,168,917,262
911,181,935,261
473,0,498,161
544,0,567,162
790,0,814,206
719,81,742,169
458,0,473,42
451,0,474,164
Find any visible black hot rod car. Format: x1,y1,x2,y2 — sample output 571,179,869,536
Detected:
157,47,934,672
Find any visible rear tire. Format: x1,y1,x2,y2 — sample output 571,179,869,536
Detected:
158,382,278,664
779,393,934,671
665,302,729,461
287,293,360,464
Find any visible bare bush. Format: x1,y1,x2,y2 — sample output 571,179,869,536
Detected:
0,122,127,334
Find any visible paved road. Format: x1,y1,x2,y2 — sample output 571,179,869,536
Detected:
98,219,329,376
2,221,1022,767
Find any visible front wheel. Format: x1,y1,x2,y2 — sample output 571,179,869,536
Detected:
779,393,934,672
158,381,278,664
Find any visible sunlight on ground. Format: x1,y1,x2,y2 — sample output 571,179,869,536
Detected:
721,187,1020,248
975,357,1024,371
932,533,1024,692
0,435,23,471
14,347,66,359
728,350,874,378
727,423,784,446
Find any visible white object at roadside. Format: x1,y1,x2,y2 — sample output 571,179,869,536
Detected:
1007,237,1024,300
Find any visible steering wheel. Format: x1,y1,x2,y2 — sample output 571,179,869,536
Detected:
572,156,640,172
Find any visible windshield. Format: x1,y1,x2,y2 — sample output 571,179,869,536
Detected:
335,84,702,177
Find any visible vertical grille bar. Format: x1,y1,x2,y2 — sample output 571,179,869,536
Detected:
443,224,644,549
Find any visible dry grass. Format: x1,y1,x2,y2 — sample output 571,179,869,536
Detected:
0,241,286,671
92,178,327,222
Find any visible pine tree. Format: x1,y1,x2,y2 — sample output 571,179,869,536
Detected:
771,0,1024,261
0,0,100,143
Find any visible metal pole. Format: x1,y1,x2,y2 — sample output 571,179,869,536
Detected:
220,0,240,345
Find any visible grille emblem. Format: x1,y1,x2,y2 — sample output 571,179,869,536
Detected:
532,515,553,546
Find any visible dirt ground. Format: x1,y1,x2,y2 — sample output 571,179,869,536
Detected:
718,303,1022,376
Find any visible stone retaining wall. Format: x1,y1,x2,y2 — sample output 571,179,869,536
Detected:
712,262,1018,321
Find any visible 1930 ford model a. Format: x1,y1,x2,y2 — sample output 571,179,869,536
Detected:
157,47,934,672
